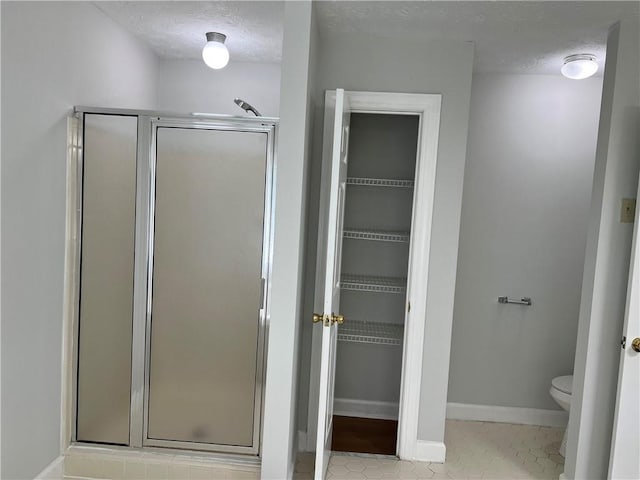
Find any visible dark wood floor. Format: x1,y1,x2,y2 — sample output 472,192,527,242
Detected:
331,415,398,455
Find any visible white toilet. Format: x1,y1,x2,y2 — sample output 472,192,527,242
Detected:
550,375,573,457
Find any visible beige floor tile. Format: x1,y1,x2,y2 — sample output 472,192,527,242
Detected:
189,465,214,480
167,463,189,480
124,460,147,480
65,455,104,478
294,420,564,480
62,420,566,480
330,456,351,466
330,472,366,480
227,470,259,480
64,455,87,477
146,462,170,479
330,465,351,476
529,448,549,459
362,468,384,479
102,458,125,480
345,461,367,472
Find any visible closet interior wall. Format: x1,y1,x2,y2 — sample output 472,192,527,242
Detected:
335,113,419,418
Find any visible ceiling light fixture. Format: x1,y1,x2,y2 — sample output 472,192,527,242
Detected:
561,54,598,80
202,32,229,69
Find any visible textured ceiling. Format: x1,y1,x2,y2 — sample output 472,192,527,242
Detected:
315,1,640,75
95,1,639,74
94,1,284,63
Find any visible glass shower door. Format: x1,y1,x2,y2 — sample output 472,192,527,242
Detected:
76,114,137,445
145,125,270,453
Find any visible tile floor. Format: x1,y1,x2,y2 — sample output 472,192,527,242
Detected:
294,420,565,480
61,420,565,479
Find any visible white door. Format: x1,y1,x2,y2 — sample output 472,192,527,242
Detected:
313,89,350,480
609,177,640,479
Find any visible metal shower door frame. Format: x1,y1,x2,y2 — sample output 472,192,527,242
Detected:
70,107,277,457
141,116,276,455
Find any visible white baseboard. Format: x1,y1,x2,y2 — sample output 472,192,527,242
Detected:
34,456,64,480
414,441,446,463
298,430,308,452
333,398,399,420
446,402,569,427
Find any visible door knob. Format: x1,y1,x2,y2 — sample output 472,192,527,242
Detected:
632,338,640,353
312,313,344,326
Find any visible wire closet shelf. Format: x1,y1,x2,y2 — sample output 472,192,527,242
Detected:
346,177,414,188
340,274,407,294
343,228,410,243
338,176,412,345
338,320,404,346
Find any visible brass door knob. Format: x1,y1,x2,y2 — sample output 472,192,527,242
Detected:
632,338,640,353
312,313,344,325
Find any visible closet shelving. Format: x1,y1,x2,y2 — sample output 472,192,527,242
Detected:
340,175,411,344
343,228,410,243
338,320,404,346
346,177,414,188
337,115,418,356
340,274,407,294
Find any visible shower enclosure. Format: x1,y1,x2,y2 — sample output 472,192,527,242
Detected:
69,108,276,455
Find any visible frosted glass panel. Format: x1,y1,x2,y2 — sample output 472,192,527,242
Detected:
148,127,267,447
76,114,137,444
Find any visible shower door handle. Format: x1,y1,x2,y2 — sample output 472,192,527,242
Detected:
260,278,266,309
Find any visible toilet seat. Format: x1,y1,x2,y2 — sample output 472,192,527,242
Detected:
550,387,571,406
549,375,573,458
552,375,573,395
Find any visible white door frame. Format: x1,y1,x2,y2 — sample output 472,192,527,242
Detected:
608,171,640,479
306,91,442,461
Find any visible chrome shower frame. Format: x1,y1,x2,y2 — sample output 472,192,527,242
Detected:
66,107,278,458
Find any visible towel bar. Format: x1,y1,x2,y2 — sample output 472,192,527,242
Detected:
498,296,532,306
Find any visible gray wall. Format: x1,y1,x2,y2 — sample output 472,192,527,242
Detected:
298,33,475,445
0,3,158,477
448,74,602,410
261,2,318,478
156,60,281,117
566,18,640,480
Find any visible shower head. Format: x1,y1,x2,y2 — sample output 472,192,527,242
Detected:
234,98,262,117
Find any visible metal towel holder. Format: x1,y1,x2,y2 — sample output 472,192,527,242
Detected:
498,296,532,306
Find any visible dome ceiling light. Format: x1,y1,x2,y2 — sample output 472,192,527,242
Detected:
561,54,598,80
202,32,229,69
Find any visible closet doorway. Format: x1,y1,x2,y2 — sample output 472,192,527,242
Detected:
331,112,419,456
308,90,442,479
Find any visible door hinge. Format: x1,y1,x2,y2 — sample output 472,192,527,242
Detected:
621,336,626,349
408,301,411,313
